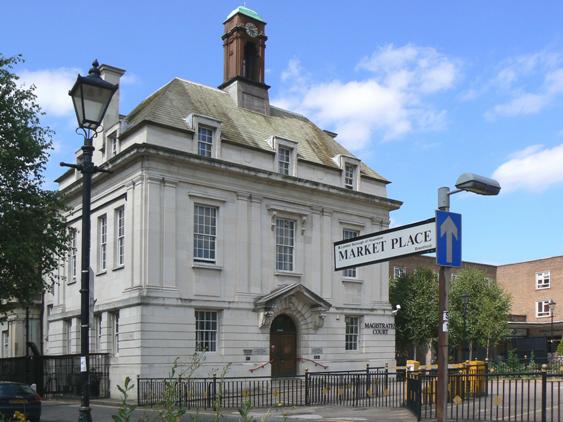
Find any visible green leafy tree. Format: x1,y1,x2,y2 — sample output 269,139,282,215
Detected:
0,54,68,308
449,268,511,360
390,267,439,360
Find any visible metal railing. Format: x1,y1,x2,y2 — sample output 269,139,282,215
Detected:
408,369,562,421
0,354,110,398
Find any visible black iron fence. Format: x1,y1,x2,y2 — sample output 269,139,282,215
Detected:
0,354,110,398
137,366,410,410
408,369,563,421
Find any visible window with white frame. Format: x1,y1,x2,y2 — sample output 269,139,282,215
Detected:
343,229,359,278
275,218,295,272
46,304,53,341
195,310,218,352
193,205,217,263
197,126,213,157
63,319,71,354
112,311,120,355
94,314,102,352
69,229,77,282
344,163,356,189
98,215,107,271
536,300,552,317
393,266,406,279
111,134,119,157
345,316,360,351
1,331,8,358
115,207,125,267
536,272,550,289
278,146,291,176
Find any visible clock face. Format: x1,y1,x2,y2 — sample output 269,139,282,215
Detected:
245,23,258,38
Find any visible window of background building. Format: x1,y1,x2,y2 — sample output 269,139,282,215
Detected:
1,330,8,358
69,229,77,282
98,215,107,271
197,126,213,157
278,146,291,176
46,304,53,342
195,310,218,352
343,229,359,278
275,218,295,272
63,319,71,354
536,300,552,317
113,311,120,355
115,207,125,267
193,205,217,263
536,271,551,289
111,134,119,157
94,314,102,352
344,164,355,189
345,316,360,351
393,266,406,279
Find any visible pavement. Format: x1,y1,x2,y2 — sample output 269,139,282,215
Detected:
42,398,419,422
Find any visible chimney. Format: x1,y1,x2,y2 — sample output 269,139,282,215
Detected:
99,64,126,130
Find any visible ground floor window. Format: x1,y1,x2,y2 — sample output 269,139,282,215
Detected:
195,310,218,352
345,316,360,350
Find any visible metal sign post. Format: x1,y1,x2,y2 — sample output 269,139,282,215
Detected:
436,189,462,422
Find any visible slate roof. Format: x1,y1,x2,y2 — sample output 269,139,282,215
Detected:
123,78,389,183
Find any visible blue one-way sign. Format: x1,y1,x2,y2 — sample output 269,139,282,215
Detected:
436,210,462,267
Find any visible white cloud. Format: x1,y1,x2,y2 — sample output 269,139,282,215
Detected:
492,144,563,192
486,51,563,119
273,44,460,151
18,68,79,118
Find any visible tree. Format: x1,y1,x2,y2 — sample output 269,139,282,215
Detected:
448,268,511,360
390,267,439,361
0,54,68,308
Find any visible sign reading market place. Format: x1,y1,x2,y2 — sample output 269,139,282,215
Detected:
334,218,436,271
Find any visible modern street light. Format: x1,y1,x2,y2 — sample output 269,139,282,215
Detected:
436,173,500,422
61,60,117,422
461,292,470,362
549,299,557,353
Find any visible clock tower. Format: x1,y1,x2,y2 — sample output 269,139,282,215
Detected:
219,6,270,115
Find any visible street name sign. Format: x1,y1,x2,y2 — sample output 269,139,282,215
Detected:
435,210,462,267
334,218,436,271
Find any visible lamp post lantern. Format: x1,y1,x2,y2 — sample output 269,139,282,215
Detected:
436,173,500,422
61,59,117,422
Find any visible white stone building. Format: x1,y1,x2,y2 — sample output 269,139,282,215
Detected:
45,6,402,396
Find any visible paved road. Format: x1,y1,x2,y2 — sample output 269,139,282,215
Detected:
42,399,417,422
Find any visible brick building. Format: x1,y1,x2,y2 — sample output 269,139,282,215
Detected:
497,255,563,360
389,254,563,362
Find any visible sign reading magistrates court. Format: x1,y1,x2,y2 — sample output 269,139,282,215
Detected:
334,218,436,271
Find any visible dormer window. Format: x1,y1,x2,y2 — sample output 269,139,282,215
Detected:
198,126,214,158
111,134,119,157
278,146,291,175
269,136,298,176
345,164,356,189
187,114,222,158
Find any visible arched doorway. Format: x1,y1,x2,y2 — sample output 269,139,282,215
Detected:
270,314,297,377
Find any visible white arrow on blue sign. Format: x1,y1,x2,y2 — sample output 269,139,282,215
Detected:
435,210,462,267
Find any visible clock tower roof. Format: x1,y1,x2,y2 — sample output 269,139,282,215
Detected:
225,5,265,24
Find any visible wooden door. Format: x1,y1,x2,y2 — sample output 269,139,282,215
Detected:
270,314,297,377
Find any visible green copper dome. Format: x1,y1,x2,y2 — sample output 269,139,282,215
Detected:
225,6,265,23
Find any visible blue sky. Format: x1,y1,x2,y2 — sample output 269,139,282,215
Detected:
3,1,563,265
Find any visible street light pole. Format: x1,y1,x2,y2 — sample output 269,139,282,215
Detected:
435,174,500,422
61,60,117,422
549,300,556,353
436,187,451,422
461,293,469,361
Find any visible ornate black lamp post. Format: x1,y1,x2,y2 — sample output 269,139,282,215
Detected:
61,60,117,422
461,292,470,361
